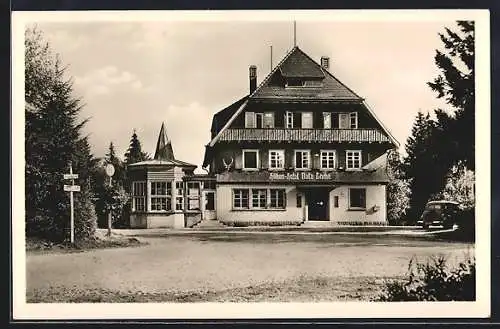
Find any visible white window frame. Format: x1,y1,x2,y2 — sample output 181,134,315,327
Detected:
242,149,259,171
301,112,313,129
263,112,274,128
268,149,285,170
285,111,294,129
251,189,268,209
233,189,250,209
346,150,362,170
269,189,286,209
132,181,146,212
349,112,358,129
187,182,200,210
150,181,172,212
320,150,336,170
294,150,311,170
175,181,184,211
323,112,331,129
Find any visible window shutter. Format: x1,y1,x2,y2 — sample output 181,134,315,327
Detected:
339,113,349,129
302,112,313,129
245,112,256,128
263,112,274,128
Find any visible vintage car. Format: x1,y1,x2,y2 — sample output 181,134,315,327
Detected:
417,200,461,229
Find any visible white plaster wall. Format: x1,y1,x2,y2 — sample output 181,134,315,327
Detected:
329,185,387,224
216,184,304,224
147,213,185,228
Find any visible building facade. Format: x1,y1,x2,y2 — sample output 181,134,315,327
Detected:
128,123,213,228
202,46,399,226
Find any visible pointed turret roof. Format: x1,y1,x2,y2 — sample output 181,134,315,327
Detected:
154,122,175,161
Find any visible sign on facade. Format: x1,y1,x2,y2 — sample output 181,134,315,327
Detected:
269,171,334,181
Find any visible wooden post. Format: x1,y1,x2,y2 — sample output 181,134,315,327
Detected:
63,162,80,244
107,176,112,237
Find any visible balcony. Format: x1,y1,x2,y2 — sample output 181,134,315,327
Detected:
218,128,390,143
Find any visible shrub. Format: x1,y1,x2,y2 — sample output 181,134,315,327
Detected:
73,187,98,242
374,255,475,301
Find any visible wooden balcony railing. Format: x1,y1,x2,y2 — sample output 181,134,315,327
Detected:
218,128,390,143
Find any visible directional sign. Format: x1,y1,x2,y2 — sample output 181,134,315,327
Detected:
63,174,79,180
64,185,81,192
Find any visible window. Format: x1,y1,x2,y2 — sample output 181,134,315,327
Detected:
302,112,313,129
286,78,304,87
323,112,331,129
151,181,172,211
320,150,336,170
255,113,263,128
295,150,310,170
245,112,256,128
270,189,286,209
285,111,294,129
203,181,216,190
187,182,200,210
349,188,366,209
175,181,184,211
243,150,259,170
346,150,362,170
252,189,267,209
263,112,274,128
334,196,339,208
205,191,215,211
296,194,302,208
132,181,146,212
350,112,358,129
269,150,285,170
233,189,249,209
304,80,323,87
338,113,350,129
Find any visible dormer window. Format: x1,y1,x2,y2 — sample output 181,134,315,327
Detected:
285,79,323,88
285,78,304,87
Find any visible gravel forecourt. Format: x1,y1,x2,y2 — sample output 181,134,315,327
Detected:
26,232,474,302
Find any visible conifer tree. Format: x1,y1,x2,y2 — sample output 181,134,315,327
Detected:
25,26,97,242
124,130,150,165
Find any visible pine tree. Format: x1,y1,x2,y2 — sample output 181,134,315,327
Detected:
403,112,442,222
105,142,126,186
25,26,97,242
124,130,149,165
428,20,475,169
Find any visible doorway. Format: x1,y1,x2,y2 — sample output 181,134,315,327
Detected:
306,188,330,221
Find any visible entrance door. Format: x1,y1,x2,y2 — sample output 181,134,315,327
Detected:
203,190,216,220
307,188,329,221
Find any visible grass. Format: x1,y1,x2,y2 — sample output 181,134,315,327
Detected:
27,275,400,303
26,235,146,255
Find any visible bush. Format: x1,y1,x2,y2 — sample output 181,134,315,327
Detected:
374,255,475,301
73,187,98,242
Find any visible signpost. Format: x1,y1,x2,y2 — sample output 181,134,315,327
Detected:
63,162,79,244
105,163,115,237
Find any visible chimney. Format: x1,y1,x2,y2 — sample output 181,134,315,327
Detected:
249,65,257,94
320,56,330,70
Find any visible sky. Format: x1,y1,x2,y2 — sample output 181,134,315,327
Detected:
34,18,455,173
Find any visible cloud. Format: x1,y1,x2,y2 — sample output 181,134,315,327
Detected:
74,66,153,97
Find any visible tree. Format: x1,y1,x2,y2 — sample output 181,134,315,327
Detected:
105,142,126,187
386,151,411,225
25,26,97,243
124,130,150,166
428,21,475,169
439,162,475,210
403,112,442,221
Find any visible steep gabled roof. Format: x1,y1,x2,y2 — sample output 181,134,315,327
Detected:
205,46,398,151
251,47,363,101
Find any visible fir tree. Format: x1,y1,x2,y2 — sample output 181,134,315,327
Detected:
124,130,149,165
25,26,97,242
105,142,126,186
428,20,475,169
